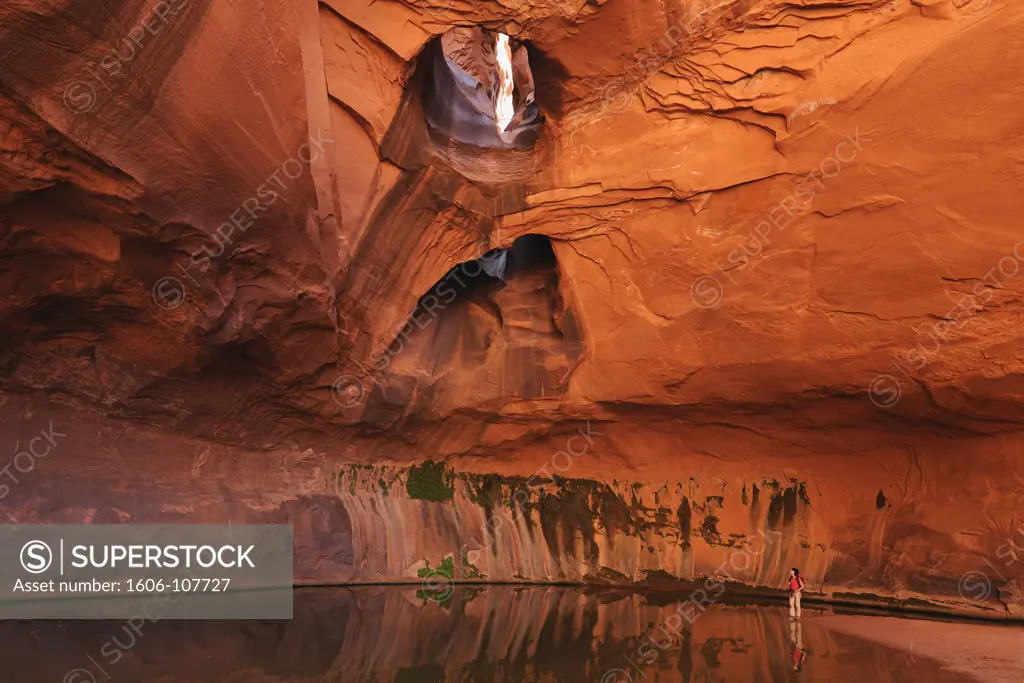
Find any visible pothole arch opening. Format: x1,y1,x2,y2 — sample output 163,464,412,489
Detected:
507,233,556,276
495,33,515,134
422,27,543,152
364,234,579,411
386,234,561,358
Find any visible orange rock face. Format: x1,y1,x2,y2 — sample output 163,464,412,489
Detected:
0,0,1022,618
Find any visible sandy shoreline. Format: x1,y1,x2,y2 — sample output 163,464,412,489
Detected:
813,613,1024,683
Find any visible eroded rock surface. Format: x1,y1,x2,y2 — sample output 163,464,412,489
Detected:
1,0,1023,617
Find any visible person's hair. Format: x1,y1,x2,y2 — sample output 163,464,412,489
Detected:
792,567,800,575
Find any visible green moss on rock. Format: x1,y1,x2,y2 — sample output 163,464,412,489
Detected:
406,460,455,502
417,556,456,580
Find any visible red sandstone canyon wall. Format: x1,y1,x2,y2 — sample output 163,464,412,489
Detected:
0,0,1022,619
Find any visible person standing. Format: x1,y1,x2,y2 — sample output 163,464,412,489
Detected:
788,568,805,619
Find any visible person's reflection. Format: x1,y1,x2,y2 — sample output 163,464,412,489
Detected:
789,619,808,672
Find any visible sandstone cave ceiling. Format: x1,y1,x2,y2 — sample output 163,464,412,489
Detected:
0,0,1022,457
2,0,1024,621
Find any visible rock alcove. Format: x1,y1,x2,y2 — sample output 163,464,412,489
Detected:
0,0,1020,619
358,234,582,421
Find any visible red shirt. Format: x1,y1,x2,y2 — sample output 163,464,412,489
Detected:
789,576,803,591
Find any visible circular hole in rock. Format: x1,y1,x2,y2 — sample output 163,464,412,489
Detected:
422,27,545,182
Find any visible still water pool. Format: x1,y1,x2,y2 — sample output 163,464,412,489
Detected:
4,586,989,682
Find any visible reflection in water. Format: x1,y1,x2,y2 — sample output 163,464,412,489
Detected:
790,619,807,672
3,587,977,683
